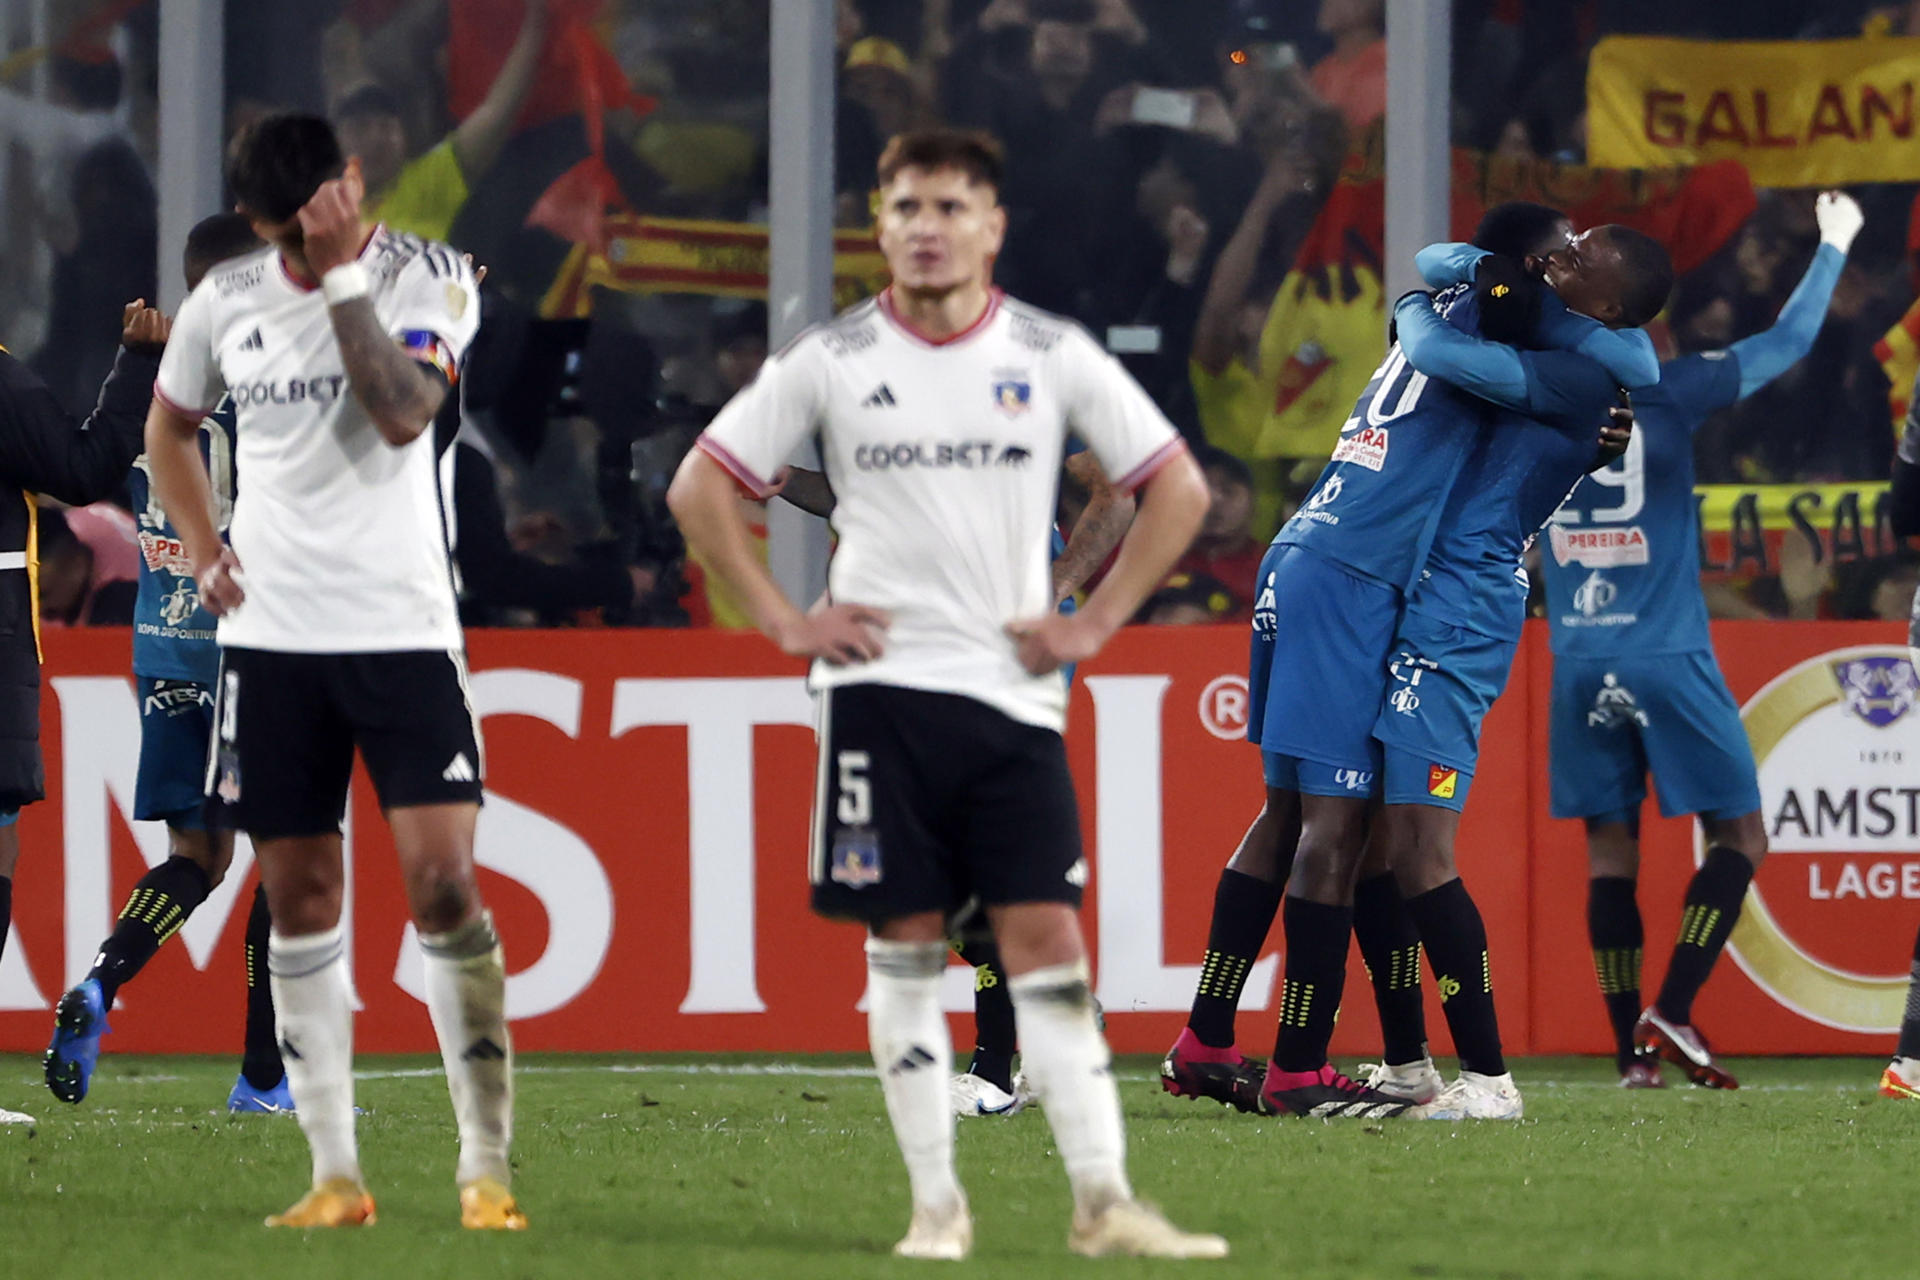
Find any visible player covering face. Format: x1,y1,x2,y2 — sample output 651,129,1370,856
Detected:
670,128,1225,1260
143,114,519,1231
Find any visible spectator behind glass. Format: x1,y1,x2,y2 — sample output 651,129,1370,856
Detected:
30,56,156,419
39,504,140,628
331,0,550,245
1165,445,1264,618
947,0,1159,320
1139,570,1240,624
1305,0,1384,136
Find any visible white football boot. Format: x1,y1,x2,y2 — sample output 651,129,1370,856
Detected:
1408,1070,1524,1120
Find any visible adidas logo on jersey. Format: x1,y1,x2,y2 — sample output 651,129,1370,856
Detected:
238,327,264,352
861,384,898,408
441,752,477,783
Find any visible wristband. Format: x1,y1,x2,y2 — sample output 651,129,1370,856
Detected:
321,262,370,305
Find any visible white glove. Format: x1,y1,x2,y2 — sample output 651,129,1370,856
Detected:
1816,190,1864,253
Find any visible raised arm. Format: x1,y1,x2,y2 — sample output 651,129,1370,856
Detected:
1191,159,1293,374
1725,195,1858,400
1415,242,1487,289
0,305,166,506
301,165,460,446
449,0,550,183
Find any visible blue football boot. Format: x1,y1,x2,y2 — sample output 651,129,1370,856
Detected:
227,1072,296,1114
43,978,109,1103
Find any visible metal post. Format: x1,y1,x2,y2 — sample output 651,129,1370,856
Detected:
1384,0,1451,300
764,0,836,607
156,0,223,311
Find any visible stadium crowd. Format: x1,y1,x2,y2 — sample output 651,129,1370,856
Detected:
2,0,1920,627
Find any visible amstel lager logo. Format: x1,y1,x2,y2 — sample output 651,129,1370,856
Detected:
1719,645,1917,1032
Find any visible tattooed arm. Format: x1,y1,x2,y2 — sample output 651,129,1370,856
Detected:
327,296,449,446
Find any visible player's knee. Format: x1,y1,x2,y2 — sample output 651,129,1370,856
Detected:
1706,812,1767,865
170,827,231,888
406,859,480,934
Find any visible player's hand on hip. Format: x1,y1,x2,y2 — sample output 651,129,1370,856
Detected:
778,603,891,665
195,547,247,617
1007,611,1105,676
1815,190,1864,253
119,300,171,351
296,157,369,277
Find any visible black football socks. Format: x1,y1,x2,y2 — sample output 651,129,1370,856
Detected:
1405,878,1506,1078
956,935,1016,1093
1271,895,1351,1072
1654,846,1755,1026
1353,872,1427,1066
240,884,286,1089
1188,868,1284,1049
1588,876,1645,1072
1898,924,1920,1062
89,855,212,1005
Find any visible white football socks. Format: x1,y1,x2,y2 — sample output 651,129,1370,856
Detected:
268,925,360,1187
865,938,964,1213
1009,961,1131,1215
420,911,514,1187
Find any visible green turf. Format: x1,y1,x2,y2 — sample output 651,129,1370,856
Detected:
1,1052,1912,1278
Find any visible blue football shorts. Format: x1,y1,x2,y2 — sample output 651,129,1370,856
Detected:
134,677,216,829
1548,650,1761,823
1372,608,1519,813
1248,542,1398,797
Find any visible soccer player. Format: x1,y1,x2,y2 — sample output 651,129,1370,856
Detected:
42,213,289,1114
775,448,1133,1117
1545,191,1862,1089
668,128,1224,1260
1162,215,1662,1118
1358,214,1673,1120
144,114,518,1231
1886,922,1920,1100
0,299,169,1127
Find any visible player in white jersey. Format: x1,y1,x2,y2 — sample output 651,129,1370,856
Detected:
142,114,520,1231
669,129,1223,1261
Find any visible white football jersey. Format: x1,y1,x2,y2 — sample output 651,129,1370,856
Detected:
699,288,1185,732
154,227,479,653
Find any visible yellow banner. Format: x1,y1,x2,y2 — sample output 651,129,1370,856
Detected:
540,216,891,318
1587,36,1920,186
1693,482,1908,576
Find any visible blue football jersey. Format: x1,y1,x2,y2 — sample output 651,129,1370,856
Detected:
1408,351,1624,641
1542,352,1740,657
1275,287,1492,594
129,400,237,684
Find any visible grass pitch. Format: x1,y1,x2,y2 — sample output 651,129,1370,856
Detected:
1,1053,1912,1279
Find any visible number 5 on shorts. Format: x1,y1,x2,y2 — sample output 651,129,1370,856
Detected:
837,750,872,826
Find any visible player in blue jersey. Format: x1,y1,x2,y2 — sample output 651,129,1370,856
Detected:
1344,210,1672,1120
43,214,290,1112
774,444,1131,1117
1541,191,1863,1090
1163,211,1667,1118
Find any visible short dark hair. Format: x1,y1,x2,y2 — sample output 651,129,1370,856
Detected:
1193,443,1254,493
1602,225,1676,328
226,113,344,224
51,53,121,110
877,129,1004,193
1472,201,1568,260
333,82,407,124
184,213,264,289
